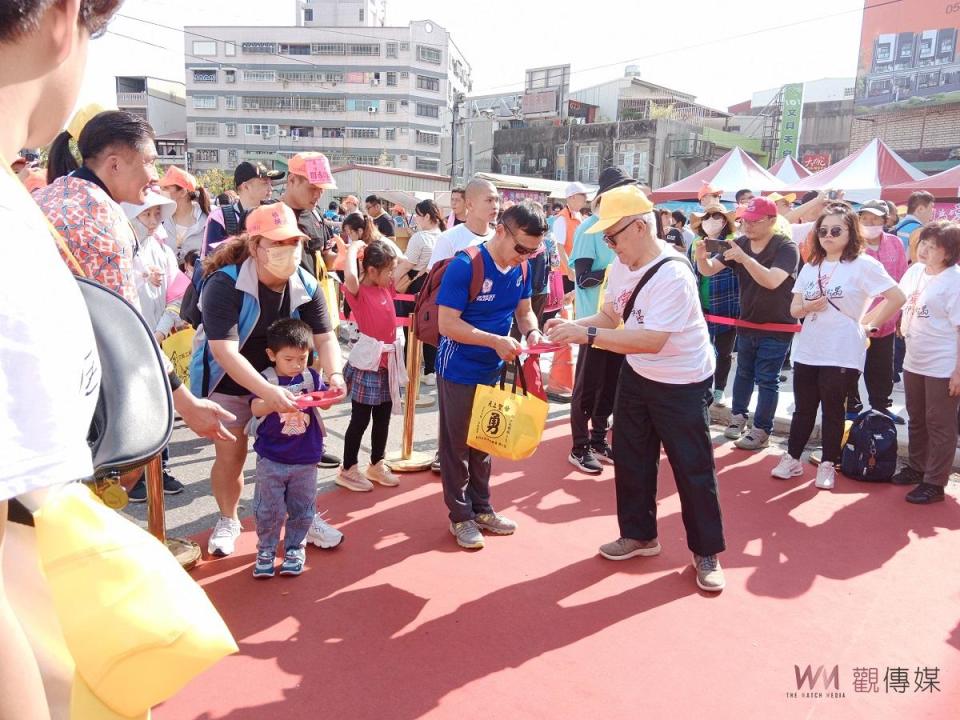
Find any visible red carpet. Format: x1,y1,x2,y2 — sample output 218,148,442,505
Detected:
157,420,960,719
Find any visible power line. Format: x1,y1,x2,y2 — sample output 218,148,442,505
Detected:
469,0,902,96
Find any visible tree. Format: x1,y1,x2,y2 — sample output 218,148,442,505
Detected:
196,168,233,196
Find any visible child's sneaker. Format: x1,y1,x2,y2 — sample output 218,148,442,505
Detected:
279,548,306,576
365,460,400,487
252,551,275,578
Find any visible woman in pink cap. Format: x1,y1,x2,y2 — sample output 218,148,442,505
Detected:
158,165,210,264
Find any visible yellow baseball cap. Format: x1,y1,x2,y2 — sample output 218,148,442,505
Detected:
767,192,797,204
287,152,337,189
585,185,654,234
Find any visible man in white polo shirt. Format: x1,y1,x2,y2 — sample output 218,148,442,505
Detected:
546,184,726,593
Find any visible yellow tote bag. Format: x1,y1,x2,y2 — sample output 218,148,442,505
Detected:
467,362,548,460
160,328,196,391
32,484,238,719
316,252,340,331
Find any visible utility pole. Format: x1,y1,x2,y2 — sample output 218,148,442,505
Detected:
451,91,464,186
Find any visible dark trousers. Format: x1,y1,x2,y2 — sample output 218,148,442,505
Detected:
904,370,960,487
846,332,895,413
438,378,494,523
789,363,858,464
342,400,392,469
570,346,623,448
612,365,725,557
893,336,906,382
711,328,736,392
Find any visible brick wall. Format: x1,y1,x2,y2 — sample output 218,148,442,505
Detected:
850,104,960,162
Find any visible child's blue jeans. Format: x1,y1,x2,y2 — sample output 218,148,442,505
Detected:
253,457,317,555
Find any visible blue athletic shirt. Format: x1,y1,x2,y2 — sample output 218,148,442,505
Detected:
435,244,532,385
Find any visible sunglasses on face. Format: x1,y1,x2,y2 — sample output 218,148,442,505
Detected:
503,224,542,255
818,225,846,238
704,213,726,221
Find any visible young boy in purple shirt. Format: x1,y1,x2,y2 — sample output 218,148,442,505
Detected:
250,319,338,577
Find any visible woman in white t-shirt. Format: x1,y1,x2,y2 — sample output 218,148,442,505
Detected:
773,205,904,490
892,221,960,504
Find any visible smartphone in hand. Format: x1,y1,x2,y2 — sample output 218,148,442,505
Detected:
705,238,729,255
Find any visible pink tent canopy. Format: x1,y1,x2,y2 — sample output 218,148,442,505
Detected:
768,155,811,184
883,164,960,203
650,147,785,203
781,139,925,204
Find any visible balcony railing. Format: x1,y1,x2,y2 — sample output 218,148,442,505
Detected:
117,91,147,105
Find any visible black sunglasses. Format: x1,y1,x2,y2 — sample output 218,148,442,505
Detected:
817,225,845,238
603,218,643,247
503,224,542,255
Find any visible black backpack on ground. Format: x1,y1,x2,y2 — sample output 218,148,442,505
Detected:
840,409,898,482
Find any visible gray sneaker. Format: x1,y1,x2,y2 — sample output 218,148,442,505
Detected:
724,413,748,440
693,554,726,592
450,520,484,549
735,427,770,450
598,537,662,561
475,512,517,535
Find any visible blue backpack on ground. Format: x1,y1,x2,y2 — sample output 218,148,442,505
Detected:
840,410,898,482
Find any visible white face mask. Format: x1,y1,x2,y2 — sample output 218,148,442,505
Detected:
702,218,725,237
261,243,302,278
860,224,883,240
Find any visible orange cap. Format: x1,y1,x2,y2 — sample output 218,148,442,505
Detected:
698,182,722,200
245,202,308,241
287,152,336,189
158,166,197,193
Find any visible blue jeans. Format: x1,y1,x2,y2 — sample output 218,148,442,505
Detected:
252,457,317,555
731,334,791,433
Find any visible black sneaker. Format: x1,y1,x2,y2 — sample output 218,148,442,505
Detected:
163,469,184,495
591,441,615,465
891,465,923,486
431,451,441,474
568,447,602,475
127,478,147,503
318,452,341,469
905,482,945,505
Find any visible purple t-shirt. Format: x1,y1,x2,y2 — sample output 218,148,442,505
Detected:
252,368,325,465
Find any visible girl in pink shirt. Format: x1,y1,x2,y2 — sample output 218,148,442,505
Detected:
339,229,403,492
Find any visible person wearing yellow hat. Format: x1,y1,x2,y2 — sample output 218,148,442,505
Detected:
191,202,346,558
545,185,726,592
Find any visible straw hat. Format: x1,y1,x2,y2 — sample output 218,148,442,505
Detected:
690,203,737,234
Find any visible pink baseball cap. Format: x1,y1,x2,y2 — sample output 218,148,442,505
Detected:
738,196,778,221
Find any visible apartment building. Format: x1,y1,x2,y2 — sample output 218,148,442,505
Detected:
183,4,471,177
116,76,187,168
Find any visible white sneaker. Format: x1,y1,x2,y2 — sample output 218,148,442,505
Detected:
365,460,399,487
815,461,836,490
207,516,241,557
420,373,437,386
771,452,804,479
336,465,374,492
306,512,344,549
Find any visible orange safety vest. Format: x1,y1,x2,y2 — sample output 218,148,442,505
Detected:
557,206,582,255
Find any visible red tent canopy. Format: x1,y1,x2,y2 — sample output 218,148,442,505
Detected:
883,164,960,203
781,139,925,204
650,147,784,203
768,155,811,183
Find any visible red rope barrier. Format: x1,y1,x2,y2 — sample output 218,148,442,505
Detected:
703,314,801,333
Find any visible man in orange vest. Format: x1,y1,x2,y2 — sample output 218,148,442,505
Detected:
552,182,589,294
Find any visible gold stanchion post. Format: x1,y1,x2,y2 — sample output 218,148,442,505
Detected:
386,315,434,472
145,454,201,570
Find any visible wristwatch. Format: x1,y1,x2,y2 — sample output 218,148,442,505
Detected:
586,327,598,346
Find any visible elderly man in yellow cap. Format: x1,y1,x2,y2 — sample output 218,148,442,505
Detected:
546,185,727,592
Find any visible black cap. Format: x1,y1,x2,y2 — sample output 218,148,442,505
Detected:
234,161,285,188
597,167,638,196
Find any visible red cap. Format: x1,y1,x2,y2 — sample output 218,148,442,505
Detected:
738,196,778,221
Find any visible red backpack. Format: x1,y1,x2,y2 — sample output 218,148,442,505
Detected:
413,245,527,347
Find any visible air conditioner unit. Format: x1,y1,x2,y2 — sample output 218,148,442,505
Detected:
368,106,378,113
400,72,409,79
400,100,408,106
371,79,380,86
400,154,408,160
278,129,288,137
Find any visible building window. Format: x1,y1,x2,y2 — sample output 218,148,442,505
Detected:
386,128,396,140
417,45,442,64
224,41,236,57
192,40,216,56
385,100,397,114
228,149,239,164
241,42,276,54
359,8,364,22
616,141,650,183
576,143,599,184
349,43,380,56
321,127,344,138
416,157,440,172
347,127,379,139
415,103,439,118
224,95,237,110
225,122,237,137
386,72,398,87
193,69,217,83
195,122,219,137
225,69,236,84
278,43,311,55
243,70,276,82
416,75,440,92
303,8,313,22
347,99,379,112
313,42,345,55
386,42,398,58
192,95,216,109
415,130,439,145
245,124,276,137
400,42,410,51
195,149,219,163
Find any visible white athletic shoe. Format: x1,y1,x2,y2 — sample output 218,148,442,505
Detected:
207,516,242,557
815,461,836,490
771,452,804,479
306,512,344,548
